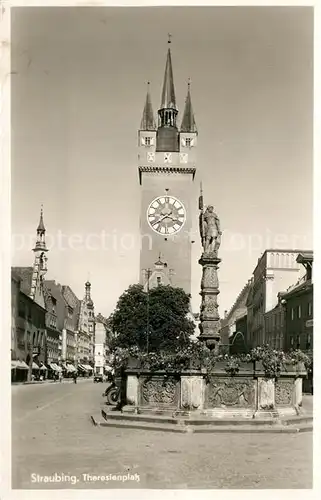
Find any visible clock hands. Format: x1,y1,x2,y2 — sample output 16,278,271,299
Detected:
152,211,172,225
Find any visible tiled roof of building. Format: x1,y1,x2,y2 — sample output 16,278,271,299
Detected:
282,279,313,299
11,267,33,296
222,279,252,327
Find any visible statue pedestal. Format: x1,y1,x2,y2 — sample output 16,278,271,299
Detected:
198,252,221,351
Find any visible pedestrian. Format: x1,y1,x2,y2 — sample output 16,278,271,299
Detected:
73,371,77,384
59,371,63,383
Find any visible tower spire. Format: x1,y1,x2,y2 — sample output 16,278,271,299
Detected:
160,41,177,111
181,79,197,133
140,82,156,131
156,37,179,152
37,204,45,232
34,205,47,251
30,205,48,302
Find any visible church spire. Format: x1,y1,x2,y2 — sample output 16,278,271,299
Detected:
37,205,46,232
140,82,156,131
160,36,177,111
34,205,47,252
30,205,48,303
156,36,179,152
181,79,197,133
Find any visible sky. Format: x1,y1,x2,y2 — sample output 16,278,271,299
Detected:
11,6,313,319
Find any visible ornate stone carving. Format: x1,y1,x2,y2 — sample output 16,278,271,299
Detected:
141,377,177,406
181,376,203,410
198,186,222,351
201,266,219,289
206,378,255,408
275,380,293,406
200,205,222,256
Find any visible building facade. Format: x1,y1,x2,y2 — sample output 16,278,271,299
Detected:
94,319,107,375
281,252,313,352
263,300,285,350
138,42,197,295
247,250,307,348
43,284,61,364
11,208,48,380
77,281,95,366
220,280,252,352
61,285,80,365
142,254,173,291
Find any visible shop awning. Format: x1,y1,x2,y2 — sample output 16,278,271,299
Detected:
66,364,76,372
77,364,87,372
51,363,62,372
11,360,29,370
84,364,93,371
39,364,48,370
32,361,40,369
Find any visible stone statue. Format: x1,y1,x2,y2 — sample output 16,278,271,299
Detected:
198,185,222,352
200,205,222,255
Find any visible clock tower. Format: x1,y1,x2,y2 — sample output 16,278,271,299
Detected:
138,41,197,295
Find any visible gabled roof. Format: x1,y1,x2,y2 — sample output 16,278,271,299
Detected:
11,267,33,296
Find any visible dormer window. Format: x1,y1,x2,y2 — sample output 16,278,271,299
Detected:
185,137,192,147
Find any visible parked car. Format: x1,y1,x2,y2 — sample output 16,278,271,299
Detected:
93,373,104,383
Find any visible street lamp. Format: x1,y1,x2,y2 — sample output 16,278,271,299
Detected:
143,268,152,353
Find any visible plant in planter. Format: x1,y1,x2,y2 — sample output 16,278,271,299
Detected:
287,349,312,372
250,345,285,379
224,357,240,375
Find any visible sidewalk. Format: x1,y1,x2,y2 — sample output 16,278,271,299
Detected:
12,378,92,386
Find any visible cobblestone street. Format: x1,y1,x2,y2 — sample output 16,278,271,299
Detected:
12,381,313,489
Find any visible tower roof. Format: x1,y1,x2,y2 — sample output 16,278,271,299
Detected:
160,47,177,110
181,81,197,133
140,83,156,131
37,206,45,232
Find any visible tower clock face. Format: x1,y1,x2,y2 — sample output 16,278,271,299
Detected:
147,195,186,235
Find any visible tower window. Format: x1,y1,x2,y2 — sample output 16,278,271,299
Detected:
306,334,311,349
157,277,162,286
308,302,312,316
185,138,192,147
298,305,301,319
144,137,152,146
291,308,294,321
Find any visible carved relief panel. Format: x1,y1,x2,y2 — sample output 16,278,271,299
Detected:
140,376,179,407
275,379,294,406
206,378,255,408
